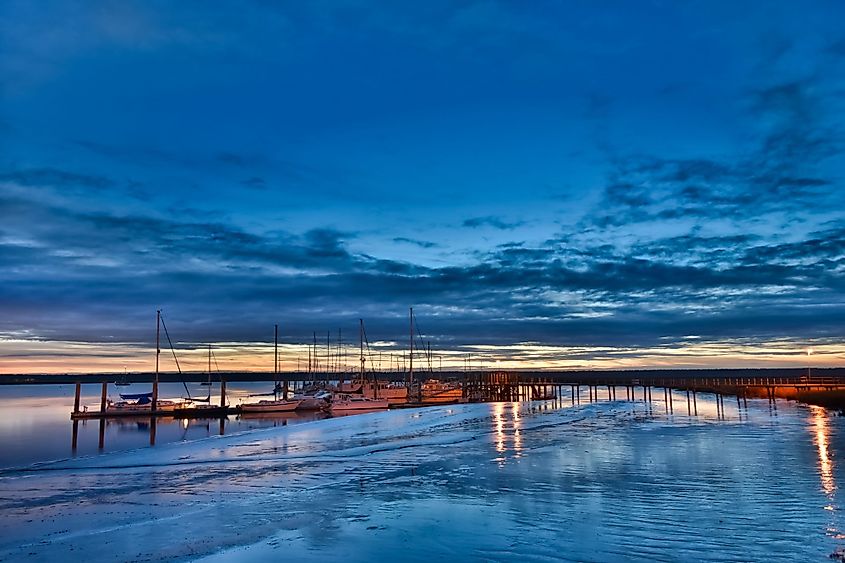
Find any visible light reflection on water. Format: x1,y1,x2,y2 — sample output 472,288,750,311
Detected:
811,405,836,498
1,385,845,561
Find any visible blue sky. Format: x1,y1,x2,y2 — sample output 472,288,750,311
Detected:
1,1,844,371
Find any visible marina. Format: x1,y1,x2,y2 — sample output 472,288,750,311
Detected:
2,388,844,561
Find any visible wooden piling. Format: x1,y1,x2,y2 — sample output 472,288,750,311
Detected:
73,382,81,414
98,418,105,449
220,379,227,407
71,420,79,452
99,382,108,413
692,390,698,415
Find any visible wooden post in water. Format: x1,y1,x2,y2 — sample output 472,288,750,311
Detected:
686,390,691,415
692,390,698,415
71,420,79,452
73,382,81,414
98,418,105,450
220,379,227,408
100,381,108,413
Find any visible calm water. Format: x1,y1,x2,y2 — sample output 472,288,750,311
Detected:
0,387,843,561
0,383,327,467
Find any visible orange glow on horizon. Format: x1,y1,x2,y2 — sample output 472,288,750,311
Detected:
0,337,843,374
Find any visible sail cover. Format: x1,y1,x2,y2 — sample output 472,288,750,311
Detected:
119,392,154,400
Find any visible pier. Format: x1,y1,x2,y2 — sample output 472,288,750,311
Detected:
4,367,845,420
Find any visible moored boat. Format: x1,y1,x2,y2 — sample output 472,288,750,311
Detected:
339,380,408,405
240,398,302,413
294,389,332,410
105,393,180,415
421,380,463,404
329,393,389,413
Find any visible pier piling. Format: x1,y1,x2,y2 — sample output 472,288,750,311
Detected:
73,382,81,414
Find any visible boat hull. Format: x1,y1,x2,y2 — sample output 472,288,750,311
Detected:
421,388,463,404
240,399,302,413
329,399,389,412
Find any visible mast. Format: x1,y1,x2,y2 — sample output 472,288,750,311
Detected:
152,309,160,412
274,324,278,398
409,306,413,385
359,319,364,378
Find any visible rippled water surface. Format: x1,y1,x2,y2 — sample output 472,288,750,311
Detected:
0,389,843,562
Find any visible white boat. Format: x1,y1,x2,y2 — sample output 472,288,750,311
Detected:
329,393,389,413
105,393,180,415
339,380,408,405
240,398,302,413
294,390,332,410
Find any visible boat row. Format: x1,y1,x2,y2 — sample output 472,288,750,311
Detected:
93,387,391,418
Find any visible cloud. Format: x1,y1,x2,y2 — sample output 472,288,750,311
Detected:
0,167,114,190
393,237,439,249
462,216,525,230
590,75,843,229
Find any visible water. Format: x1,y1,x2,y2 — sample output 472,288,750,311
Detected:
0,383,326,467
0,387,842,561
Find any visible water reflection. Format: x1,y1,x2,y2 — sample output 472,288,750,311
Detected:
810,405,836,497
491,402,523,459
493,402,504,453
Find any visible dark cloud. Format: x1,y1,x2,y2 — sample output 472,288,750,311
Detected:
0,167,114,190
241,176,266,190
591,75,843,228
462,216,525,230
393,237,439,249
1,181,843,351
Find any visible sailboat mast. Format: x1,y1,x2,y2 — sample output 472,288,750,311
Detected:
153,309,160,412
359,319,364,379
409,306,413,385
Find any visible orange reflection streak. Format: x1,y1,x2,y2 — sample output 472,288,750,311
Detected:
512,402,522,456
493,402,505,453
810,405,835,497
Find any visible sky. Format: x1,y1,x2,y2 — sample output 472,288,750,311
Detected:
1,1,845,373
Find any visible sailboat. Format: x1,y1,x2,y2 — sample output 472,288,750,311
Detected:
106,391,180,414
328,393,389,412
328,319,389,414
240,324,302,413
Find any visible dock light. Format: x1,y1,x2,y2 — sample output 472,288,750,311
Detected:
807,348,813,356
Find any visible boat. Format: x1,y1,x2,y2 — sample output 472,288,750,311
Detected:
240,398,303,413
105,392,180,415
294,389,332,410
339,380,408,405
421,380,463,404
328,393,389,413
172,402,231,418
